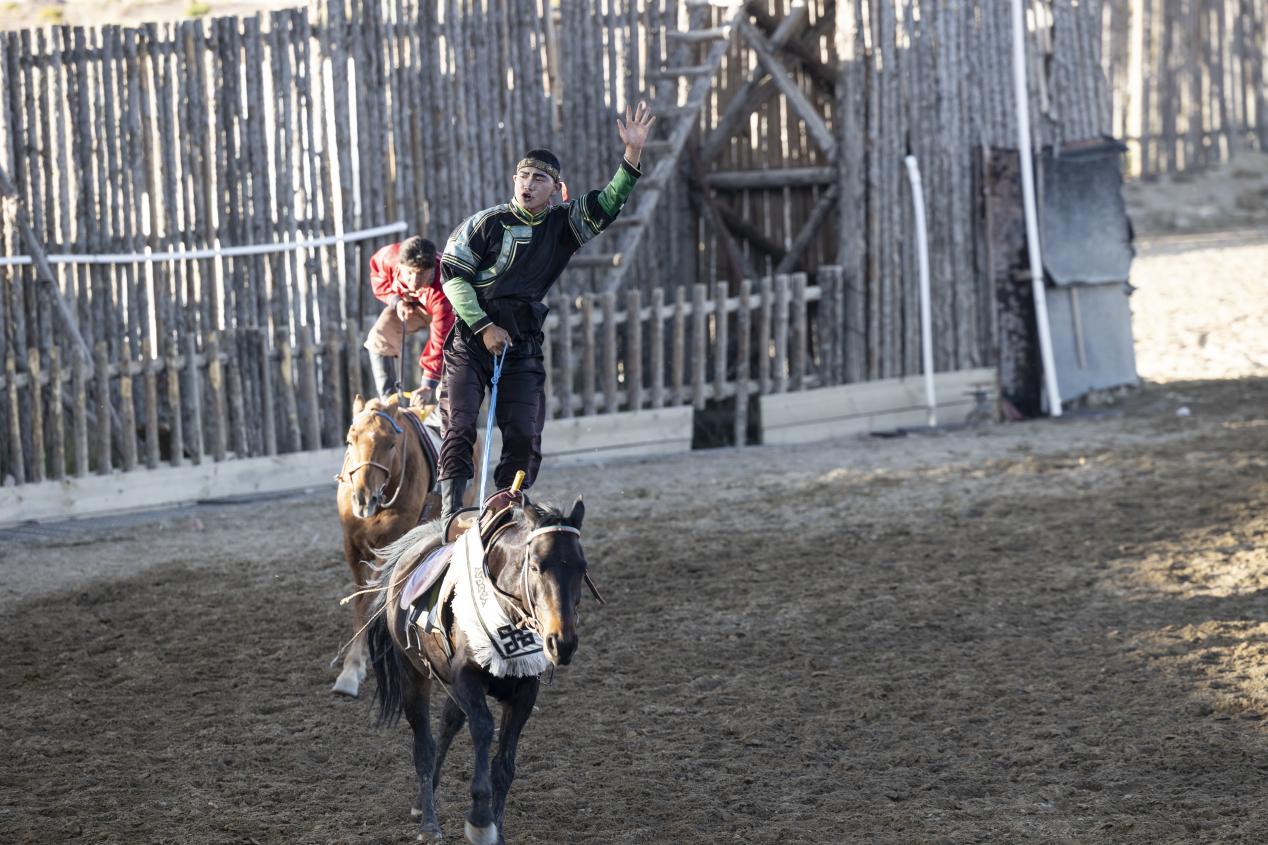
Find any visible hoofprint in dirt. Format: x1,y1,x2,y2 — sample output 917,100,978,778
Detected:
1,374,1266,844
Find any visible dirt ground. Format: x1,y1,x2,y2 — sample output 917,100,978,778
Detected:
3,164,1268,843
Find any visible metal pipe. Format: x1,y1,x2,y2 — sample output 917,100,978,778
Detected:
903,155,937,428
1010,0,1063,416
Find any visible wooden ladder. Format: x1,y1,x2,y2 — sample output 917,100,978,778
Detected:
569,0,743,293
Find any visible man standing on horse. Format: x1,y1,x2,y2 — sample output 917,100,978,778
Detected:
436,101,656,525
364,235,456,404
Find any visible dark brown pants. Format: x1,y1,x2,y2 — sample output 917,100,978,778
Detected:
437,326,546,489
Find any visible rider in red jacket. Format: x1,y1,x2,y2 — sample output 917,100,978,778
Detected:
364,237,456,403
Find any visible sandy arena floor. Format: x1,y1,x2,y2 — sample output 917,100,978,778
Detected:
2,160,1267,843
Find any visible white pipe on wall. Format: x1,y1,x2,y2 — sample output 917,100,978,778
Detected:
903,155,937,428
1010,0,1063,417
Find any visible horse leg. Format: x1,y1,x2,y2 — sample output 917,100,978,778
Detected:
450,671,498,845
491,679,539,845
402,670,443,842
333,543,371,697
432,693,467,791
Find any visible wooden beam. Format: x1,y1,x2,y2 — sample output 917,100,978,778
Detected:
686,146,757,287
0,162,92,363
760,368,999,445
775,185,839,273
747,0,837,91
715,203,787,261
735,16,836,157
701,77,782,164
705,166,835,189
700,5,810,163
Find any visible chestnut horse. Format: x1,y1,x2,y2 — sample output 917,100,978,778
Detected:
334,394,470,697
368,495,590,845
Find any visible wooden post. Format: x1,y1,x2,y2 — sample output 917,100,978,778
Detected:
649,287,664,410
603,292,618,414
166,341,183,467
48,346,65,480
207,330,228,462
26,347,45,482
581,295,597,417
557,294,574,418
184,332,204,465
773,274,790,394
791,272,807,391
734,278,751,448
300,327,321,451
72,338,88,478
94,341,112,474
259,329,278,456
626,288,642,412
672,285,686,407
758,276,773,395
691,283,707,411
324,331,345,447
5,350,25,484
344,324,364,414
226,329,249,458
141,337,160,469
118,339,137,472
713,282,728,403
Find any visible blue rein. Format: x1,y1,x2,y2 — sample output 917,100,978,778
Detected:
376,409,402,434
477,349,506,511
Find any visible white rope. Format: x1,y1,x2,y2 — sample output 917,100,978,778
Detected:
0,220,407,268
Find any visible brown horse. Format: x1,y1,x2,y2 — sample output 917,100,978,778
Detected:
335,393,458,697
368,494,591,844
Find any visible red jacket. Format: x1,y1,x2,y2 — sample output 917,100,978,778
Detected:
369,242,455,388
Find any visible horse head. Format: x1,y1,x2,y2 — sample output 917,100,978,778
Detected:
491,497,589,667
340,394,408,519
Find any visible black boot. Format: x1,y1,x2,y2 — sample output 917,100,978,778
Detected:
369,353,399,399
439,476,470,537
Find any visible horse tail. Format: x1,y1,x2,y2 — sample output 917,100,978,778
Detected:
368,611,405,727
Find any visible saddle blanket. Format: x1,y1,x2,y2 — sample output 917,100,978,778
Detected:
401,408,443,493
438,524,551,678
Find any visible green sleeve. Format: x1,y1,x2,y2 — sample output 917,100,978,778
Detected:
596,157,642,217
441,276,491,334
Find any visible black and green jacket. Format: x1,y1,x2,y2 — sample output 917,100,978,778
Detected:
440,158,641,343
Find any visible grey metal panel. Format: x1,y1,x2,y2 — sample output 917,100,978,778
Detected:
1045,284,1139,401
1041,144,1136,286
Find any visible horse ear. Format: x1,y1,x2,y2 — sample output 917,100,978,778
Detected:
567,496,584,530
352,393,365,415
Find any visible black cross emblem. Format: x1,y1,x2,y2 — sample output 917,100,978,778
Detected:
497,624,539,655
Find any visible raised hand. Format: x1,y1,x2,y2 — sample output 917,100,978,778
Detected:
617,100,656,157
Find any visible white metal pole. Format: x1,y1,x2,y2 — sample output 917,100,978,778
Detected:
903,155,937,428
1010,0,1063,417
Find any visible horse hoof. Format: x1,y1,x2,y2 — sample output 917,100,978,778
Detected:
464,821,498,845
331,674,361,698
417,822,444,842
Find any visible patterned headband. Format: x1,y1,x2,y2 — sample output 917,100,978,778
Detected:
516,158,560,182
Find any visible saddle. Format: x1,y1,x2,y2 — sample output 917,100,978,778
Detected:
399,487,530,658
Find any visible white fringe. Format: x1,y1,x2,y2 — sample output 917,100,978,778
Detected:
446,530,551,678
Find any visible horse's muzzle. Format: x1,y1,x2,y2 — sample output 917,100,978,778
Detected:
544,633,577,666
352,490,382,519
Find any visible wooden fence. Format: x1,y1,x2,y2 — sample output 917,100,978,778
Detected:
1102,0,1268,176
0,263,846,483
